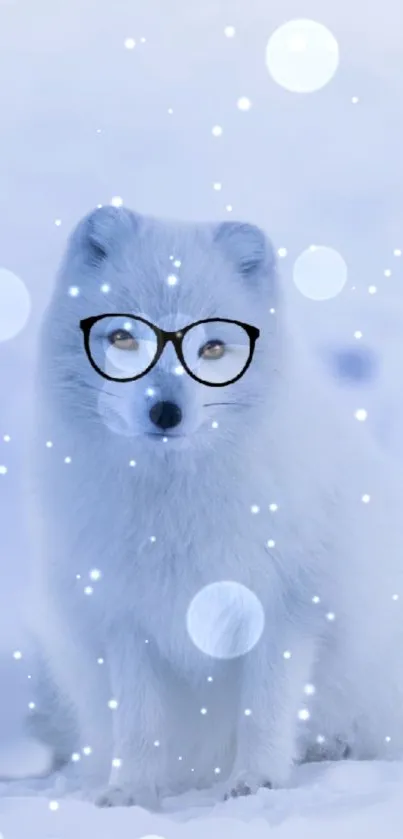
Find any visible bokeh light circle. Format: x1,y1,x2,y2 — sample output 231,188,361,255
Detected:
0,268,31,341
186,581,265,659
266,20,339,93
293,246,348,300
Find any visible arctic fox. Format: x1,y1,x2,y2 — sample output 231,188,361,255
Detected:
27,206,403,808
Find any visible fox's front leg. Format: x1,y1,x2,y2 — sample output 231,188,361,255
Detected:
225,627,317,798
96,621,165,809
36,606,113,789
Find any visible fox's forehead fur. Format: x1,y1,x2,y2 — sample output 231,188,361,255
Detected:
54,206,278,330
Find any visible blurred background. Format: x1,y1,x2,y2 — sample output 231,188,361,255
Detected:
0,0,403,750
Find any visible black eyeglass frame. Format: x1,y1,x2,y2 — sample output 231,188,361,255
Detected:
79,315,260,388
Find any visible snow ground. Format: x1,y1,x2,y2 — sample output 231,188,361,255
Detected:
1,759,403,839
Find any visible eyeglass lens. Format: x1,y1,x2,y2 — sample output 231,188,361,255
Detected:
87,316,252,384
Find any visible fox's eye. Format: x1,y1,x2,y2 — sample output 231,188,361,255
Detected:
199,340,226,360
108,330,138,351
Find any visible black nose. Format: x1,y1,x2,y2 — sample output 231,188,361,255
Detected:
149,400,182,431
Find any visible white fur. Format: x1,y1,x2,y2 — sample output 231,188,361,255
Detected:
26,207,403,807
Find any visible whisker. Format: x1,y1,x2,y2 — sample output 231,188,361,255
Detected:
76,381,119,400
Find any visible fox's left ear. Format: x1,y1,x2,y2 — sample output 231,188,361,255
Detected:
64,206,140,273
213,221,276,281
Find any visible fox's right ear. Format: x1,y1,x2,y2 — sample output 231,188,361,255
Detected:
68,206,139,268
213,221,276,291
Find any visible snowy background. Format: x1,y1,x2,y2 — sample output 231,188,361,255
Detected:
1,0,403,835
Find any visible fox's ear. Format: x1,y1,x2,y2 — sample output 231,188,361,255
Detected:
69,205,139,268
214,221,276,280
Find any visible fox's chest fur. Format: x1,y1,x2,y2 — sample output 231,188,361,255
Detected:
33,404,339,680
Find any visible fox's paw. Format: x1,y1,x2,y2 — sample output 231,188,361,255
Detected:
223,773,272,800
95,784,159,810
303,737,352,764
